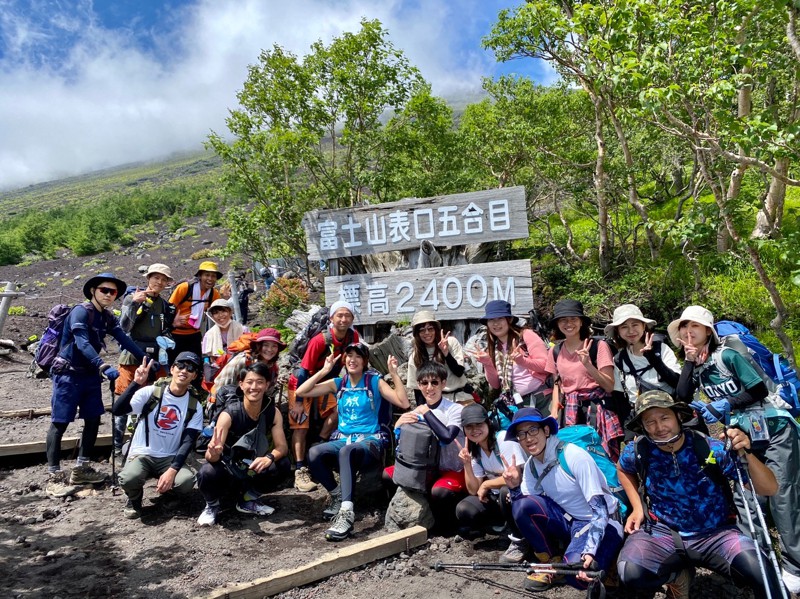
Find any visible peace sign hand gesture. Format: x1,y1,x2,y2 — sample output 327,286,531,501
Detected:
205,425,224,463
454,437,471,466
576,338,592,367
641,332,654,353
500,454,521,488
134,356,155,386
438,331,451,356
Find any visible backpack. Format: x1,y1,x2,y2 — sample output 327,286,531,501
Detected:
288,307,331,367
33,301,97,376
526,308,550,344
392,422,441,492
632,429,735,524
613,335,674,395
203,332,258,388
712,320,800,417
528,424,631,520
335,371,394,450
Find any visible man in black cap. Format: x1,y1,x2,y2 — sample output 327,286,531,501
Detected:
45,272,150,497
112,353,203,519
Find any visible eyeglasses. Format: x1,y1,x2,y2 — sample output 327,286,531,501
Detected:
418,379,440,387
515,427,543,441
417,325,436,333
96,287,118,296
174,362,199,373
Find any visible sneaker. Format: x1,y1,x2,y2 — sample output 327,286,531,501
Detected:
46,471,79,498
500,538,530,564
524,556,564,592
294,467,318,492
236,499,275,517
664,567,694,599
782,569,800,594
197,504,219,526
322,491,342,520
325,508,354,542
70,465,106,485
123,498,142,520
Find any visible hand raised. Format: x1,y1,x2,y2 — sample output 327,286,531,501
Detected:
438,332,451,356
387,354,399,374
134,356,155,385
500,454,521,488
642,332,654,353
454,437,471,465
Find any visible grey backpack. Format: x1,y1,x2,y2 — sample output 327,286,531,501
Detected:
392,422,440,492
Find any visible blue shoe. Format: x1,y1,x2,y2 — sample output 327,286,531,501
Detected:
236,499,274,517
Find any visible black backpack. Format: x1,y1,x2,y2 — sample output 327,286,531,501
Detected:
613,334,674,396
392,423,440,492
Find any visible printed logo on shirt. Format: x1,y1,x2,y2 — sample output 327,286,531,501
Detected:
156,405,183,430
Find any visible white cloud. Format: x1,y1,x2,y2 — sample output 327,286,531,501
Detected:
0,0,549,191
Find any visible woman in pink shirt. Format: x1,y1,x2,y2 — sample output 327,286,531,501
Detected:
474,300,550,429
545,299,622,461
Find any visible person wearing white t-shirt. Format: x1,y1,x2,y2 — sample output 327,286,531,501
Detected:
501,408,624,593
113,352,204,520
454,402,528,563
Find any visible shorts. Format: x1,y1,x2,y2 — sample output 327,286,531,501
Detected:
287,386,337,430
51,372,105,423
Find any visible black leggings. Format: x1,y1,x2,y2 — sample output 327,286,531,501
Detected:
197,457,291,503
308,439,383,501
46,418,100,470
455,487,519,536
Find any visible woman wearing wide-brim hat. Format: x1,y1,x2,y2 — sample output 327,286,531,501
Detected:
672,305,800,593
406,310,468,405
544,299,623,461
472,300,550,429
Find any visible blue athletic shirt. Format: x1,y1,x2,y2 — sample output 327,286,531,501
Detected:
334,374,382,436
618,432,741,535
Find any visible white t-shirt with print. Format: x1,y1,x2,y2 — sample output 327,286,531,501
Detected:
128,384,204,459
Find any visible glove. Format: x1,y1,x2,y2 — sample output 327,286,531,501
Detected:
690,399,731,425
103,367,120,381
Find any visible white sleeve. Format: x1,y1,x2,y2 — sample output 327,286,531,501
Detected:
519,457,538,496
661,344,681,374
471,456,486,479
563,444,608,504
129,385,155,416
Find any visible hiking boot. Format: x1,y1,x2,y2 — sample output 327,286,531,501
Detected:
523,556,564,592
322,490,342,520
665,567,694,599
499,538,530,564
325,508,354,542
46,471,79,498
123,498,142,519
236,499,275,517
70,465,106,485
197,504,219,526
294,466,318,492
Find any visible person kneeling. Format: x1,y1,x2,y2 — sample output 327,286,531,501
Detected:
502,408,624,592
113,353,203,519
196,363,291,525
616,390,784,599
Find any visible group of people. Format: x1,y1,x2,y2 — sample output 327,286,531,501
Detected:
43,263,800,597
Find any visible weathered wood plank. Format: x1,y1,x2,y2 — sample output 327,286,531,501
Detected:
201,526,428,599
0,433,113,457
303,186,528,260
0,403,113,419
325,259,534,326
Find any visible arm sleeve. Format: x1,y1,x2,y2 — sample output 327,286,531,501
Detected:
582,495,611,558
406,352,418,390
170,428,200,471
112,381,143,415
421,411,461,444
729,381,768,409
68,308,104,368
444,352,465,377
111,323,146,361
446,338,466,377
676,360,698,402
482,356,501,389
724,350,768,408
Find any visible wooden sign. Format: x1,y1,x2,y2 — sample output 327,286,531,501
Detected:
302,186,528,260
324,259,533,325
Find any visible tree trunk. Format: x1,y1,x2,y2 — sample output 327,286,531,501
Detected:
752,157,789,239
591,95,611,275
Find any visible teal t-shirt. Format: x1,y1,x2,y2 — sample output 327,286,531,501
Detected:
696,348,762,400
334,374,382,436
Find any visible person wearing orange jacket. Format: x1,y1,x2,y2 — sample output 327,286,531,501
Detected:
168,261,222,370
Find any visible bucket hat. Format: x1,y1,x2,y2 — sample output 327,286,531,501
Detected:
480,300,514,324
411,310,439,328
252,327,287,351
505,407,559,441
627,390,695,434
83,272,127,300
461,403,490,427
144,263,173,281
604,304,656,338
667,305,720,348
550,299,591,328
208,298,232,312
195,261,223,279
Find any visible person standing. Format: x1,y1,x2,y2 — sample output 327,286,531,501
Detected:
45,272,147,497
168,261,222,364
406,310,468,405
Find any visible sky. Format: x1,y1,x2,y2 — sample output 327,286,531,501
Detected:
0,0,556,191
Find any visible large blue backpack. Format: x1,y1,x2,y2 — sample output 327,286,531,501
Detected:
713,321,800,417
528,424,631,519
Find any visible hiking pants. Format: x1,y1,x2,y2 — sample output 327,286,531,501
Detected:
196,456,291,503
308,438,383,502
455,487,520,537
617,521,783,599
118,455,195,501
512,494,623,590
736,417,800,578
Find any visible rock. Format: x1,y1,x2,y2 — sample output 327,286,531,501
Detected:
384,487,434,532
74,275,81,280
138,265,148,273
15,535,26,544
42,508,59,520
23,516,37,525
45,550,59,559
201,239,213,245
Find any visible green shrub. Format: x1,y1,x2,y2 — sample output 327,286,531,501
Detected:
191,248,218,260
263,278,309,315
8,306,26,315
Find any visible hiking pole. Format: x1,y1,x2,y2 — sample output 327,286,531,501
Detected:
732,450,788,599
108,377,119,496
431,560,606,579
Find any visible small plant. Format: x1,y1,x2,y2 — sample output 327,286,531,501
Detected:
191,248,218,260
8,306,26,315
61,279,74,286
181,227,198,238
262,278,309,315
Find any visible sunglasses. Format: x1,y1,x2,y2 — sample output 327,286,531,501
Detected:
418,379,440,387
417,325,437,333
515,426,543,441
96,287,118,296
174,362,199,373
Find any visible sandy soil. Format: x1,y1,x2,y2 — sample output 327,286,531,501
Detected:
0,223,763,599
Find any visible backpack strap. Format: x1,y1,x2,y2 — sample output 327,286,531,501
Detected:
529,440,566,492
689,430,736,516
141,378,199,447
